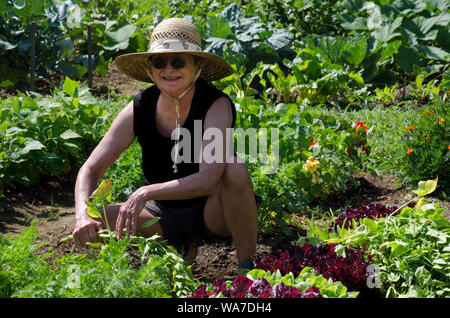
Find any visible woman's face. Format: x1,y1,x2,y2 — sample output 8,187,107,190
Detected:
150,53,202,96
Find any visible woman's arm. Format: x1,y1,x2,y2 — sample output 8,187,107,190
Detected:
73,101,135,245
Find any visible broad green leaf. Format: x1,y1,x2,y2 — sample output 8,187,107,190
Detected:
412,177,438,198
20,138,45,155
420,13,450,35
207,16,232,38
425,228,448,244
417,45,450,61
372,17,403,42
66,5,85,29
397,46,421,73
60,129,81,140
102,24,137,51
338,14,367,31
361,218,378,231
344,37,367,65
85,200,102,219
62,76,79,97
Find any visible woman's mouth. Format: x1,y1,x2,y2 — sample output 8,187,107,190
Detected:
162,75,181,81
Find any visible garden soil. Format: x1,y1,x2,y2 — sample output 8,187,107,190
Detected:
1,68,449,284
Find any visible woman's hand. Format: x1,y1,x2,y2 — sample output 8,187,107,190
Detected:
73,214,104,246
115,187,148,239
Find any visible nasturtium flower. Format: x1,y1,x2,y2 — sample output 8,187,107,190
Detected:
405,125,416,132
407,148,413,155
355,121,367,132
303,157,320,172
311,172,323,184
421,110,433,117
439,118,445,124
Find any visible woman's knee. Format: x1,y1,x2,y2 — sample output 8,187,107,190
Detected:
222,157,252,188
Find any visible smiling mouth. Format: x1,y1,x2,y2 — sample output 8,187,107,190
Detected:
162,76,181,81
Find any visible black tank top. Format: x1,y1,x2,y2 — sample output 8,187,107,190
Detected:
133,78,236,208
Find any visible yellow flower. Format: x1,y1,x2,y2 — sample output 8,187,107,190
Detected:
303,157,320,173
439,118,445,124
270,211,277,218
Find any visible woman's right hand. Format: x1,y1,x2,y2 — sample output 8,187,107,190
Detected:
72,214,104,246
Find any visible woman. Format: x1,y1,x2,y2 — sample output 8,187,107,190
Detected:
72,18,259,269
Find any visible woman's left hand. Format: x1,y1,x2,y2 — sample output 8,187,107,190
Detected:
115,188,148,239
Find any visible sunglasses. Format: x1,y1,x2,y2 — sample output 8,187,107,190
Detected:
150,56,187,70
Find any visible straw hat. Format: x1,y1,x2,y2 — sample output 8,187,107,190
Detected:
115,18,234,83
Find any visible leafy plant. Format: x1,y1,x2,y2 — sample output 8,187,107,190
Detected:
197,3,295,77
1,223,196,298
0,77,110,189
0,0,147,87
188,267,358,298
336,0,450,82
254,241,375,297
399,100,449,194
0,77,106,189
324,178,450,298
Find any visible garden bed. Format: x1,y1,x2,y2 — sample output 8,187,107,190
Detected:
1,171,448,286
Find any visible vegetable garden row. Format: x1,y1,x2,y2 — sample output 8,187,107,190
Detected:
1,0,449,299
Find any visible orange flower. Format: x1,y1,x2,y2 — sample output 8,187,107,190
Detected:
421,110,433,117
448,145,450,150
407,148,413,155
405,125,416,132
310,141,317,146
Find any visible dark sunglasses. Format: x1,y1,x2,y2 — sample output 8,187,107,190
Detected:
150,56,186,69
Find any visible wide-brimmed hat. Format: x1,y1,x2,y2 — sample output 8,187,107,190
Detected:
115,18,233,83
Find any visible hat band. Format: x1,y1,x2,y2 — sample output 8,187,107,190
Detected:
149,39,202,53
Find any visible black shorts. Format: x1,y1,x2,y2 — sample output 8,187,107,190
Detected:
144,194,262,250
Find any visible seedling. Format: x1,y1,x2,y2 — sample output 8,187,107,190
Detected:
59,179,159,246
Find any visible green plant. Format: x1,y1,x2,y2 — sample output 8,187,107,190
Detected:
1,223,196,298
322,178,450,298
240,99,371,234
374,84,398,106
196,3,295,77
399,101,449,195
0,77,110,189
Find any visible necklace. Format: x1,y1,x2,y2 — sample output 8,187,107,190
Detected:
145,67,202,173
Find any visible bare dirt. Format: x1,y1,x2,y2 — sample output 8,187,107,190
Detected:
1,67,449,285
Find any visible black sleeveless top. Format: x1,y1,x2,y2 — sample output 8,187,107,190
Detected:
133,78,236,208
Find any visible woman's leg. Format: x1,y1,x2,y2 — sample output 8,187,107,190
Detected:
203,157,258,266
